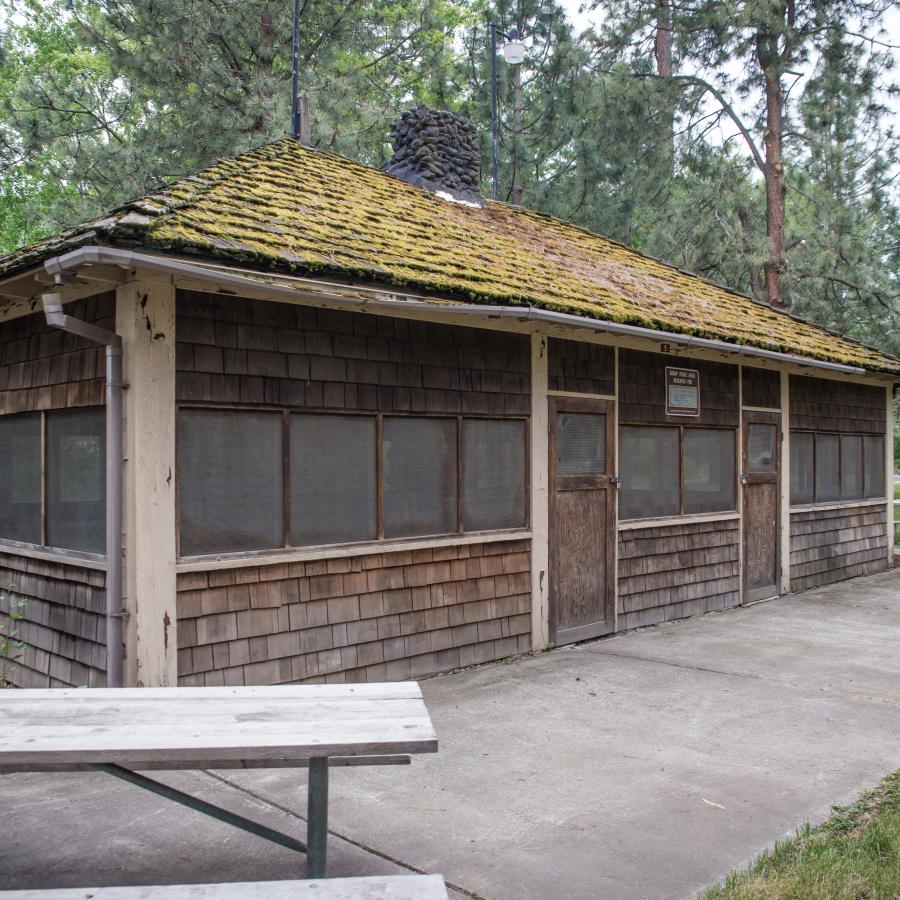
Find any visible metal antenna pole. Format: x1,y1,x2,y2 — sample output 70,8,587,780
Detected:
291,0,301,139
490,22,499,201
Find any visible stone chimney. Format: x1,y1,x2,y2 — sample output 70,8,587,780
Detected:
383,106,483,206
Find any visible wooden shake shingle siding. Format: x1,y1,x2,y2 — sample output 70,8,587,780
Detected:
547,338,615,395
618,350,739,427
789,505,889,592
0,553,107,687
0,293,114,415
789,375,886,433
741,366,781,409
176,291,530,415
176,540,531,685
617,520,741,629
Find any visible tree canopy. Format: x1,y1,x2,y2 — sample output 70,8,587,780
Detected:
1,0,897,357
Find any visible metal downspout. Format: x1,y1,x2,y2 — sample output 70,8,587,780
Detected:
41,291,125,688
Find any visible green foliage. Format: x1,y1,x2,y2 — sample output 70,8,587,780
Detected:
0,584,27,688
704,770,900,899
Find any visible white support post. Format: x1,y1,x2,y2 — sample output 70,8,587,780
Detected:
780,370,791,594
116,277,178,686
530,332,550,650
887,385,895,567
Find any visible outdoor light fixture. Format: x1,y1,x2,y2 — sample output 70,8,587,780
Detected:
491,23,527,201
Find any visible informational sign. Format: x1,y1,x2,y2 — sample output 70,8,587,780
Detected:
666,367,700,416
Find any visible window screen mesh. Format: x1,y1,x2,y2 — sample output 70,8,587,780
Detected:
863,435,885,499
0,413,41,544
463,419,526,531
747,424,777,473
840,435,863,501
46,408,105,553
556,413,606,477
790,432,814,504
290,414,376,545
814,433,840,502
383,417,457,538
179,409,283,556
619,426,679,519
684,429,736,514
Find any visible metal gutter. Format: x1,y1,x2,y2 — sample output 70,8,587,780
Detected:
43,246,875,377
40,290,125,688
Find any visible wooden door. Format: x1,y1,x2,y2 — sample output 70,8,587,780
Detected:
549,397,615,644
742,411,781,603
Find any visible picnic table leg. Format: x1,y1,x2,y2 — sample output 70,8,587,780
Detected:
307,756,329,878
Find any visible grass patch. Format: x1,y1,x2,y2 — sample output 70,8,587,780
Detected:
704,770,900,899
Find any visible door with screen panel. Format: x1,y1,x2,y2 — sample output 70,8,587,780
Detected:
549,397,615,644
742,411,781,603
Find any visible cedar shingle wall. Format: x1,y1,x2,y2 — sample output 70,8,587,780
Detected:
176,291,530,415
0,295,113,688
177,540,531,685
617,521,740,629
790,504,889,592
618,349,739,427
789,375,885,434
0,294,114,415
742,367,781,409
0,553,106,687
547,338,614,395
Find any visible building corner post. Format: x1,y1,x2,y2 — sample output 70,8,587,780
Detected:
780,371,791,594
116,277,177,686
530,331,550,649
887,385,895,569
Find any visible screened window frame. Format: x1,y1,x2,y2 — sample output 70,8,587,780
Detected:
0,406,106,557
176,404,530,558
618,422,738,521
789,429,887,507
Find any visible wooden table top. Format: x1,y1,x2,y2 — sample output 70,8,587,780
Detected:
0,683,437,766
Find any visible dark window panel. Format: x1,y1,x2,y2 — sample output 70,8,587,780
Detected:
790,432,815,504
179,409,283,556
383,417,457,538
46,408,105,553
619,426,679,519
290,414,377,545
0,413,41,544
463,418,526,531
747,424,777,473
814,433,840,503
863,435,886,499
556,413,607,478
840,435,863,501
683,429,736,514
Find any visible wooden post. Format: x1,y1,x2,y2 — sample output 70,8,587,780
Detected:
887,385,895,568
116,277,178,686
530,332,550,649
780,370,791,594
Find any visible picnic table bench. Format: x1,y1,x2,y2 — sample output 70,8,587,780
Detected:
0,683,437,880
0,875,450,899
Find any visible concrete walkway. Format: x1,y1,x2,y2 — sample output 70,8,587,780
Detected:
2,570,898,899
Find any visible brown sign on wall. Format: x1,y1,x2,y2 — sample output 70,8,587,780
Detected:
666,367,700,416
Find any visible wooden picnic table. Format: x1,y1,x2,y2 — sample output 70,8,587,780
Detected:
0,683,438,879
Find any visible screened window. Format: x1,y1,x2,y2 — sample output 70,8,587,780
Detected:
747,424,777,473
0,408,106,554
684,429,736,514
556,413,607,477
0,413,41,544
179,409,284,555
790,430,887,505
290,415,377,545
463,418,527,531
863,436,885,499
619,426,680,519
178,409,527,556
620,425,735,520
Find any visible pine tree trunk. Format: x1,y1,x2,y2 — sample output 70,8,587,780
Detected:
762,70,786,308
654,0,674,172
510,63,523,207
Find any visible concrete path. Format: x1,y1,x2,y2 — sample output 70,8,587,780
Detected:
2,570,898,899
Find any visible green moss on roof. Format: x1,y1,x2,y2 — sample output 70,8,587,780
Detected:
3,138,899,375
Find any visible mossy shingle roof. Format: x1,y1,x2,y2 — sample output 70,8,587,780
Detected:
3,138,898,375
